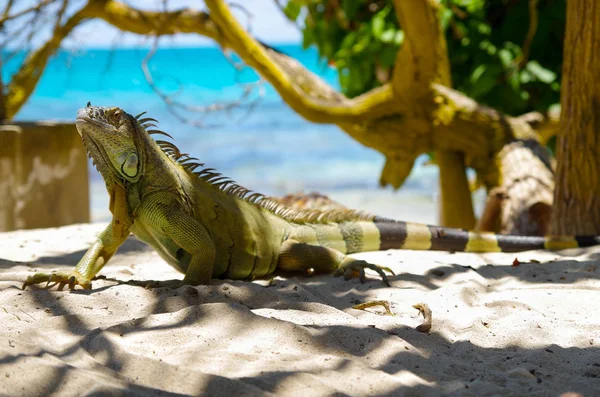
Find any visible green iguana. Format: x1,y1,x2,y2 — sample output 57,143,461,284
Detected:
22,104,600,290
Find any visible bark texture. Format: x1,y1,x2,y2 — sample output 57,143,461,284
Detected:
477,140,554,236
552,0,600,235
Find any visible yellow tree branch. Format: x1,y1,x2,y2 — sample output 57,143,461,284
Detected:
204,0,398,124
516,109,560,144
392,0,451,97
93,1,225,45
392,0,474,228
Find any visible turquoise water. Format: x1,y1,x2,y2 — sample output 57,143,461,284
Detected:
5,45,440,220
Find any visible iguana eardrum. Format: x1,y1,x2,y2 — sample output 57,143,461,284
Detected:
23,104,600,290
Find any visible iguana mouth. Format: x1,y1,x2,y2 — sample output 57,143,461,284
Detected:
75,110,118,135
76,118,120,181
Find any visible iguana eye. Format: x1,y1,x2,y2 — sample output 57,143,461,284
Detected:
106,107,122,119
121,153,138,177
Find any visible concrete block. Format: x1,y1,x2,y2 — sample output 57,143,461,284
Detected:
0,121,89,231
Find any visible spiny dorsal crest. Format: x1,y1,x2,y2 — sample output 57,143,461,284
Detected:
135,112,380,225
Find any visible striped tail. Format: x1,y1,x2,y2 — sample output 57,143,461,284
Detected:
372,220,600,253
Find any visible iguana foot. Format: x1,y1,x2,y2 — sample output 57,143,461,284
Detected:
333,259,395,287
22,271,92,291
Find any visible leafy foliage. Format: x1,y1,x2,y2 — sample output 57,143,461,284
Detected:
282,0,565,116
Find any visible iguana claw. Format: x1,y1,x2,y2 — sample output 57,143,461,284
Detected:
333,259,395,287
22,272,92,291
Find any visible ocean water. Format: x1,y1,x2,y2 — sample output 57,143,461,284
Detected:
5,45,444,222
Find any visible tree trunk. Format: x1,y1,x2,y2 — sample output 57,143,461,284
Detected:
437,151,475,229
477,139,554,236
0,59,5,122
552,0,600,235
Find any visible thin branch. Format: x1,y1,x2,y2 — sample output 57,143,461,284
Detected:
2,0,15,16
1,1,50,59
0,0,55,25
228,2,253,34
141,36,264,128
5,1,96,118
518,0,539,69
1,0,16,28
222,49,247,71
98,32,125,86
53,0,69,31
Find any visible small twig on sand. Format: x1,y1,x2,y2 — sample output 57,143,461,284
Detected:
352,300,394,316
413,303,432,333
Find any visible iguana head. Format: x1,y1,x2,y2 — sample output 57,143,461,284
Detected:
76,103,143,186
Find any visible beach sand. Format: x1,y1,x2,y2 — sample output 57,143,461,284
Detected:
1,223,599,396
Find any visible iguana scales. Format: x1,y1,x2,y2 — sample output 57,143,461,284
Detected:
23,104,600,290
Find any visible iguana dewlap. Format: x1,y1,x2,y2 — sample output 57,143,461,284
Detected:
23,104,600,290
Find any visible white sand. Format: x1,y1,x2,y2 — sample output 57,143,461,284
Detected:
1,223,599,396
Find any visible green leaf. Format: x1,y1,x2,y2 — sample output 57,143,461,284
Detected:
380,29,396,43
339,31,357,50
352,42,366,53
479,40,497,55
439,7,453,30
498,49,514,68
469,64,502,98
477,22,491,35
296,0,564,109
301,27,314,49
507,69,521,92
372,16,385,38
519,69,533,84
379,46,398,67
371,6,391,39
341,0,361,20
469,65,486,84
548,103,561,114
526,61,557,84
394,30,404,45
283,1,302,21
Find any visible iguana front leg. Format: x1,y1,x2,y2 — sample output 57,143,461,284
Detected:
23,222,130,290
23,184,132,290
278,239,394,286
135,192,216,286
